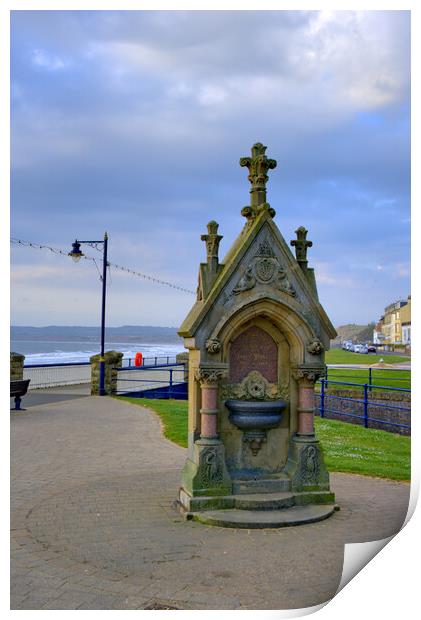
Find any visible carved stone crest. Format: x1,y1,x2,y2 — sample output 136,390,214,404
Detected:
255,257,276,282
242,371,271,399
232,236,296,297
307,339,324,356
220,370,288,401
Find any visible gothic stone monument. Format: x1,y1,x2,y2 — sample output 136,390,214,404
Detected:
177,143,338,528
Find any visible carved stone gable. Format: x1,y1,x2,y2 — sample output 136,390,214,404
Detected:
232,236,296,297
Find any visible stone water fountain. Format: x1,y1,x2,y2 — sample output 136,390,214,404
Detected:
177,143,338,527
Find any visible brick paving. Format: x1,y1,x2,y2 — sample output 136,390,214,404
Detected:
11,394,410,610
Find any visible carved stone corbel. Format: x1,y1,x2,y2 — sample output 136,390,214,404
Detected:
292,366,326,385
195,367,228,386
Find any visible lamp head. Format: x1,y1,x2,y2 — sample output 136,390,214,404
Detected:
68,240,84,262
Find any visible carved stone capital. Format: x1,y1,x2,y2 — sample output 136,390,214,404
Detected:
307,338,324,356
195,367,228,386
205,338,221,354
292,366,326,384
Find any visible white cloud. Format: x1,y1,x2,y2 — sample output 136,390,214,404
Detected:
31,48,69,71
86,12,408,103
11,264,69,282
314,262,357,288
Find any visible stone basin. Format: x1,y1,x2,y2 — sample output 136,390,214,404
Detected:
225,399,286,431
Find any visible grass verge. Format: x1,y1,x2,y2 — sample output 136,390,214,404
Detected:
115,396,410,481
325,350,409,365
314,417,410,481
116,396,188,447
324,349,410,389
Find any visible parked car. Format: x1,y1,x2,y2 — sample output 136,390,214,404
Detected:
353,344,368,354
367,344,377,353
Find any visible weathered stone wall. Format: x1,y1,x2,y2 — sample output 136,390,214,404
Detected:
90,351,123,395
11,352,25,381
314,391,411,436
176,352,189,382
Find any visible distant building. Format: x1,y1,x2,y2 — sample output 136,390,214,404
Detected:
373,317,385,345
400,295,411,345
378,296,411,347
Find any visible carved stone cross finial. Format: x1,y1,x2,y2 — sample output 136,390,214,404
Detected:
240,143,277,219
290,226,313,269
201,220,223,271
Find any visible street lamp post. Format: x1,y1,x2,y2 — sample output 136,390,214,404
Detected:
68,232,109,396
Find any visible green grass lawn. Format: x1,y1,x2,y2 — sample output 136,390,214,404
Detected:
314,417,410,481
115,396,410,481
325,349,409,365
325,349,410,389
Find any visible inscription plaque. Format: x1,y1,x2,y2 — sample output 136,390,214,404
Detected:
229,326,278,383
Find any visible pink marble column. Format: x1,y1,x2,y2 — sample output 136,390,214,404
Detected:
297,381,315,435
293,367,323,437
195,367,226,440
200,384,218,439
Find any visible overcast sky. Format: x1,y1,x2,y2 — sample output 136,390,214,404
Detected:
10,10,410,328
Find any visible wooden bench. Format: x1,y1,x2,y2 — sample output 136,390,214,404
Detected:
10,379,30,410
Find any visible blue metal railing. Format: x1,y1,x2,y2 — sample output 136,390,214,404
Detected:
317,379,410,433
123,355,180,367
115,363,187,399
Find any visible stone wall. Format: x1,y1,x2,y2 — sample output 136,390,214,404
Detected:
176,352,189,382
11,352,25,381
90,351,123,395
315,390,411,436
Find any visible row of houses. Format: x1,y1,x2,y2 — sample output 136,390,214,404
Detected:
373,295,411,349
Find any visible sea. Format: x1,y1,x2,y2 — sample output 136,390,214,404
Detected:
11,327,185,365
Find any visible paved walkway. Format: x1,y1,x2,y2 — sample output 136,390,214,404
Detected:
19,384,91,408
11,393,410,610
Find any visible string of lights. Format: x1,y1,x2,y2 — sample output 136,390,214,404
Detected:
11,237,196,295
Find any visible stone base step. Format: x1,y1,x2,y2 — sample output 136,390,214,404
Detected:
232,475,291,495
233,492,295,510
190,504,336,529
181,491,294,512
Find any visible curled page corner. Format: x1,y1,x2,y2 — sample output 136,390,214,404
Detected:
336,479,418,596
272,602,327,618
336,535,394,594
403,478,419,527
